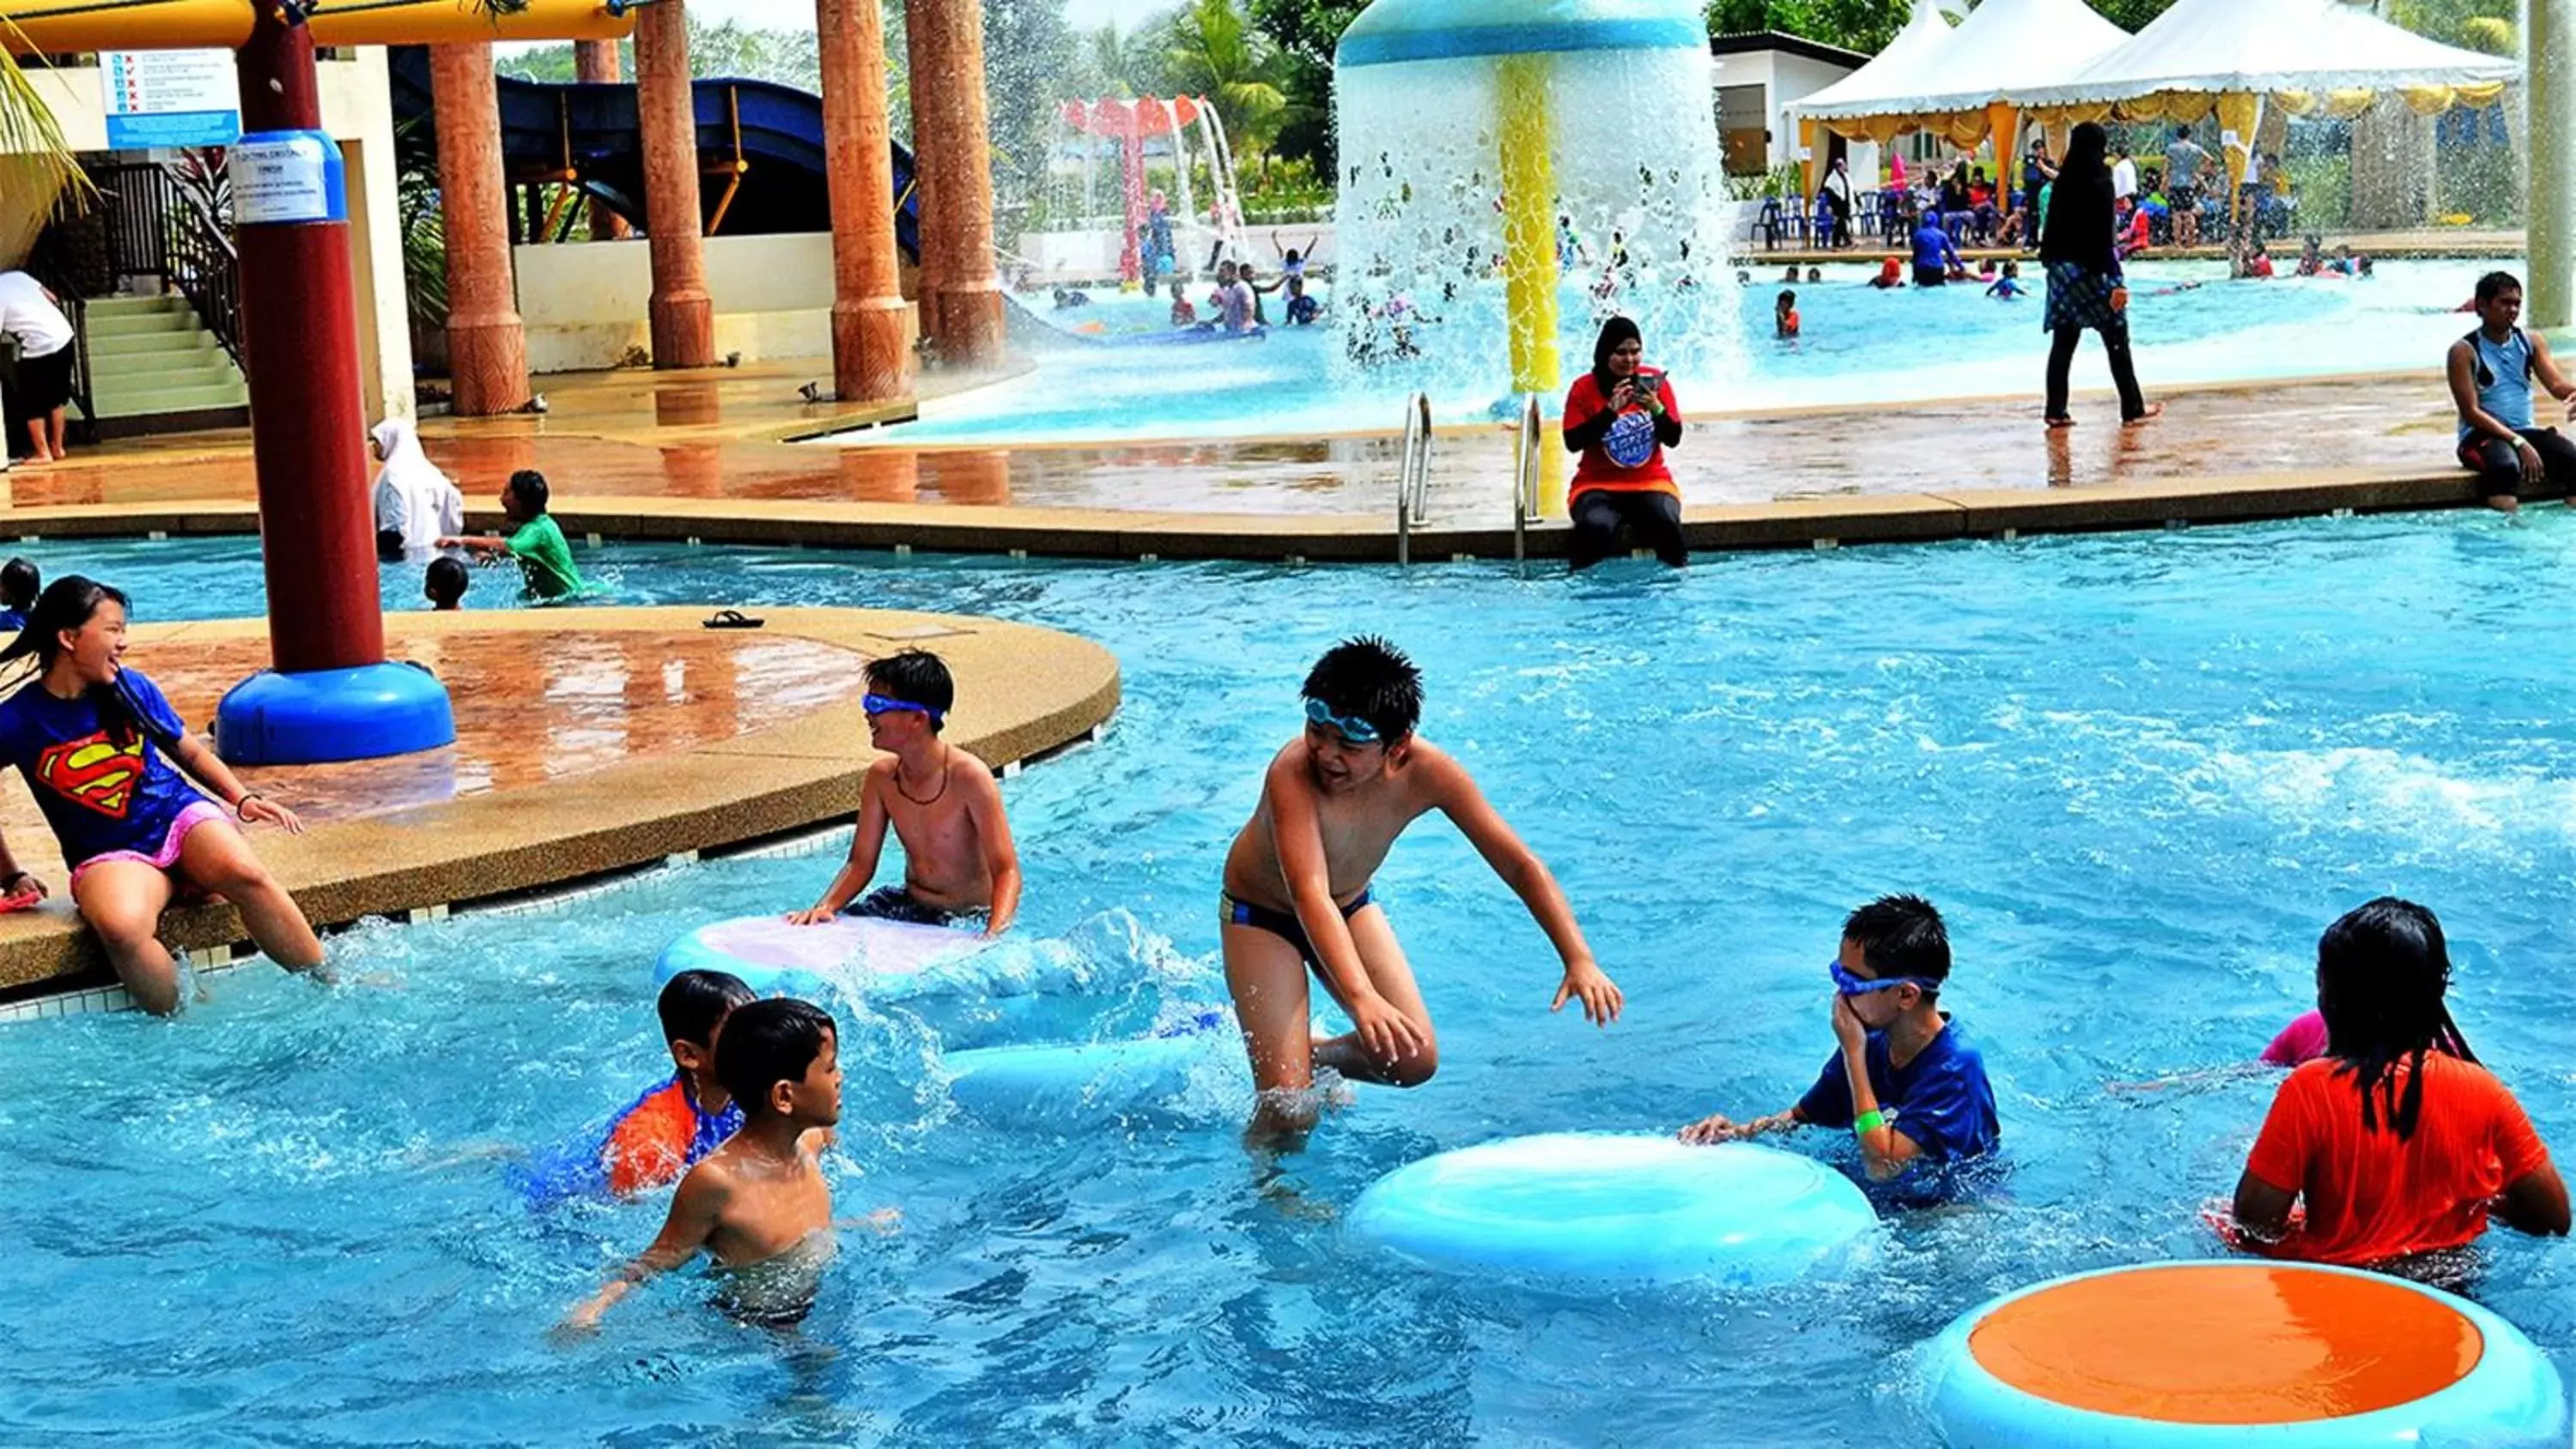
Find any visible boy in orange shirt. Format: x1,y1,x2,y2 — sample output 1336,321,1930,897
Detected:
2229,898,2568,1266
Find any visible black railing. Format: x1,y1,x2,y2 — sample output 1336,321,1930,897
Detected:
85,161,243,369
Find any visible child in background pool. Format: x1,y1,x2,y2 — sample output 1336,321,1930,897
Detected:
440,469,582,601
1775,290,1801,339
424,555,468,612
518,970,754,1206
1986,261,2025,300
1218,637,1622,1149
562,998,860,1333
0,556,39,632
0,577,324,1013
2225,898,2568,1267
1679,894,2001,1193
1169,279,1198,329
789,649,1019,937
1285,276,1321,327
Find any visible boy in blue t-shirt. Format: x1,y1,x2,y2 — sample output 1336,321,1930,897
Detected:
0,557,37,634
1679,894,1999,1191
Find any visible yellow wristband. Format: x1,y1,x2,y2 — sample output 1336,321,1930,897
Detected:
1852,1109,1886,1137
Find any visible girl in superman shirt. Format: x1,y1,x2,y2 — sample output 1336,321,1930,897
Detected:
0,578,323,1014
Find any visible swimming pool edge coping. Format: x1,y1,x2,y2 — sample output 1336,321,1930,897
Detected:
0,463,2499,561
0,606,1122,1003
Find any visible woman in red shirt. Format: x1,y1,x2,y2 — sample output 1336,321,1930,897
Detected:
2230,898,2567,1269
1560,316,1685,569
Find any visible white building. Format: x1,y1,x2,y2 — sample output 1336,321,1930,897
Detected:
1710,31,1882,184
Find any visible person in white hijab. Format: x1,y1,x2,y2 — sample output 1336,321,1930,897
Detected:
370,416,464,561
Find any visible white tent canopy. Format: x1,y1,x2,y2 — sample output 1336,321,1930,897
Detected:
2016,0,2516,105
1856,0,2130,119
1792,0,1971,120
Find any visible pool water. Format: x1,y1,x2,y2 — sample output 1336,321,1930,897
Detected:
4,518,2574,1445
891,258,2505,448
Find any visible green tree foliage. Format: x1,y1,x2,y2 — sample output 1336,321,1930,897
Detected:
1163,0,1293,159
1705,0,1912,55
1246,0,1368,171
2387,0,2518,53
982,0,1087,217
1084,21,1179,99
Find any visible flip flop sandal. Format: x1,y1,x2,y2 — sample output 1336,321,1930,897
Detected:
702,609,766,630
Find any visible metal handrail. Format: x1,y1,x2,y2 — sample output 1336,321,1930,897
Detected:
1511,392,1543,564
1394,391,1431,565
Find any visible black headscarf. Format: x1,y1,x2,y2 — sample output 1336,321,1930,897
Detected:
1590,315,1642,388
2040,121,2117,271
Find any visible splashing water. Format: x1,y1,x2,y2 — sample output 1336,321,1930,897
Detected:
1332,9,1747,404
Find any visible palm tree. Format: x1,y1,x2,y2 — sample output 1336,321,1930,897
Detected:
1085,22,1173,99
1162,0,1289,161
0,42,91,233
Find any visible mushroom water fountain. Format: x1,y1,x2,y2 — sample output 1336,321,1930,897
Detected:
1332,0,1742,470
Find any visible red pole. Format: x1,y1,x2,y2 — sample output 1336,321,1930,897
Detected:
234,0,380,674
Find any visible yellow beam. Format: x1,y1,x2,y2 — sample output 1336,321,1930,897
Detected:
309,0,633,48
0,0,632,54
1,0,251,55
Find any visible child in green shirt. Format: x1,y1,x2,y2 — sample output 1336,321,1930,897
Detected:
442,469,582,600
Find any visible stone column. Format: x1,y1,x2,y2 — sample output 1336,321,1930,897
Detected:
431,43,530,415
636,0,714,367
903,0,1005,366
2530,0,2574,329
574,39,632,241
819,0,912,402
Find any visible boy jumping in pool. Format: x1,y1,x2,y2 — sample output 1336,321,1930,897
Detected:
1679,894,1999,1192
440,469,582,600
788,649,1020,937
520,970,756,1205
1220,637,1621,1148
561,997,852,1333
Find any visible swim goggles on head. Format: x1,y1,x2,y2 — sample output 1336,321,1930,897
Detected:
1829,961,1941,996
863,693,942,722
1303,696,1382,746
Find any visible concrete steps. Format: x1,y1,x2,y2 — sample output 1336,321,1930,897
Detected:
73,294,246,425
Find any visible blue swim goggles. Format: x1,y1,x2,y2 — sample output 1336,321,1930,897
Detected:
863,693,943,723
1303,696,1382,746
1830,961,1941,996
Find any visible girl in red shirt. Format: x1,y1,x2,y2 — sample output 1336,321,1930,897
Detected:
2229,898,2568,1269
1560,316,1685,569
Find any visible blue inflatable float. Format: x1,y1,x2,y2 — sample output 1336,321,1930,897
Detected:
1097,323,1268,348
944,1011,1236,1123
1924,1260,2567,1448
1348,1133,1877,1284
654,913,982,997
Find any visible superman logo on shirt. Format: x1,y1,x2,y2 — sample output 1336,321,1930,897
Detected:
36,732,145,819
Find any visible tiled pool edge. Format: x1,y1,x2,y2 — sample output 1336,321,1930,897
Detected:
0,464,2494,562
0,607,1121,1014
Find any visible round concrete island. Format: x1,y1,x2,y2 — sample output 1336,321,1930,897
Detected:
1924,1261,2567,1447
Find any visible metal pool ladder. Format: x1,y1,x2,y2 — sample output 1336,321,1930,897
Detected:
1510,393,1545,565
1394,391,1433,565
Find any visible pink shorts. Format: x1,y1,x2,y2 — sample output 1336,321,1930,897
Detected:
70,799,228,892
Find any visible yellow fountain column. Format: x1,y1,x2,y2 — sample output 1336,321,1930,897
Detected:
1497,53,1566,515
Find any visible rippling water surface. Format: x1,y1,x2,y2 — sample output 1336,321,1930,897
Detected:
3,516,2572,1446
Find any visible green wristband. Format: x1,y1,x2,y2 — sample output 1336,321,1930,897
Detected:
1851,1109,1886,1137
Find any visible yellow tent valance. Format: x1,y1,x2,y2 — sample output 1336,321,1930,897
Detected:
2025,81,2506,130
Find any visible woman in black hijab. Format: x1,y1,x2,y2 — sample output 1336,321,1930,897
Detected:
1561,315,1686,568
2038,121,2159,427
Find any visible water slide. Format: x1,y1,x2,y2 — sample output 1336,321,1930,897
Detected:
386,46,919,257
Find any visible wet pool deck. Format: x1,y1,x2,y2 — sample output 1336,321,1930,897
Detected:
0,356,2518,561
1740,227,2524,269
0,606,1120,1003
